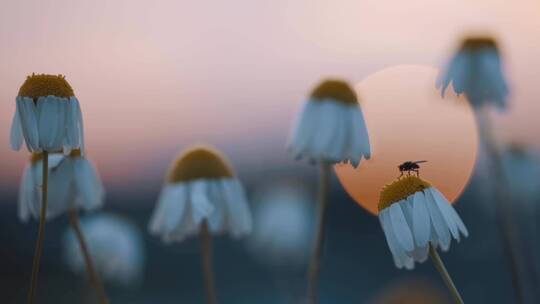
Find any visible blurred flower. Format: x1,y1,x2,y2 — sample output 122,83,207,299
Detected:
378,176,468,269
18,149,104,222
437,37,508,109
149,146,252,243
501,144,540,203
248,179,314,266
288,79,371,167
63,213,145,286
10,74,85,153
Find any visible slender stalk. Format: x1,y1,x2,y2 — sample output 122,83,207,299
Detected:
27,151,48,304
200,219,218,304
429,245,464,304
477,109,525,304
68,209,109,304
306,162,331,304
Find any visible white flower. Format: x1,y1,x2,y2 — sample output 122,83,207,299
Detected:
437,37,509,109
18,151,104,222
378,176,468,269
10,74,85,153
288,79,371,167
248,180,315,266
149,147,252,243
63,213,145,286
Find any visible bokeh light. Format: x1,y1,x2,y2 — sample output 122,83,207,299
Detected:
335,65,478,214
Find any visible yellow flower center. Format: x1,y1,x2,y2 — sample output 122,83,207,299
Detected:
30,149,83,165
18,74,75,100
310,79,358,105
167,146,233,183
461,37,497,51
378,176,431,212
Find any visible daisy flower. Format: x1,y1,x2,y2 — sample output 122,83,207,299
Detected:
18,149,104,222
437,36,508,110
289,79,371,304
378,176,468,269
149,146,252,242
11,74,86,304
438,36,527,302
378,175,467,303
10,74,84,153
64,213,145,287
149,146,252,304
289,79,371,167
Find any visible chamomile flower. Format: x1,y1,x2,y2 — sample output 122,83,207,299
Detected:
378,176,468,269
63,213,145,286
149,146,252,243
437,37,509,109
288,79,371,167
18,149,104,222
10,74,85,153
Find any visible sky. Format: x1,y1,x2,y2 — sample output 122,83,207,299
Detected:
1,0,540,192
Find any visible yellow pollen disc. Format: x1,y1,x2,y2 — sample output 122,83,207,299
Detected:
18,74,75,99
30,149,83,165
310,79,358,105
378,176,431,212
167,146,233,183
461,37,498,51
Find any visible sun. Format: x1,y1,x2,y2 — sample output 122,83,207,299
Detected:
334,65,478,214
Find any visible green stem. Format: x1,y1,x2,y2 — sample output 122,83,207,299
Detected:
429,245,464,304
27,151,48,304
200,220,218,304
306,162,331,304
477,109,525,304
68,209,109,304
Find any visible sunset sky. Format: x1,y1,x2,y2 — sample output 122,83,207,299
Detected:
1,0,539,192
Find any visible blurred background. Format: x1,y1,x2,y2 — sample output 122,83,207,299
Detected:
1,0,540,303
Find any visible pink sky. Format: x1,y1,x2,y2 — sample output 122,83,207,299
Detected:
1,0,540,189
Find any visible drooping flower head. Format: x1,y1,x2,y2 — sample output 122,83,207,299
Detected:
18,149,104,222
289,79,371,167
437,36,509,109
63,213,145,286
10,74,85,153
378,176,468,269
149,146,252,243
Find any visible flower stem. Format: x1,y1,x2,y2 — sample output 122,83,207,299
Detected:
429,244,464,304
477,109,525,304
27,151,48,304
68,208,109,304
200,219,218,304
306,162,331,304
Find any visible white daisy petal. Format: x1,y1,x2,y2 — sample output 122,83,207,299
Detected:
73,158,104,211
431,188,468,238
71,97,85,153
190,180,215,225
37,96,67,151
10,109,24,150
425,193,451,250
389,203,414,252
427,188,459,240
412,191,431,247
18,165,35,222
289,99,370,165
222,180,252,238
16,97,40,151
44,158,74,219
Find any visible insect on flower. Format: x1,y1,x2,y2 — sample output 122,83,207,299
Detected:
398,160,427,177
